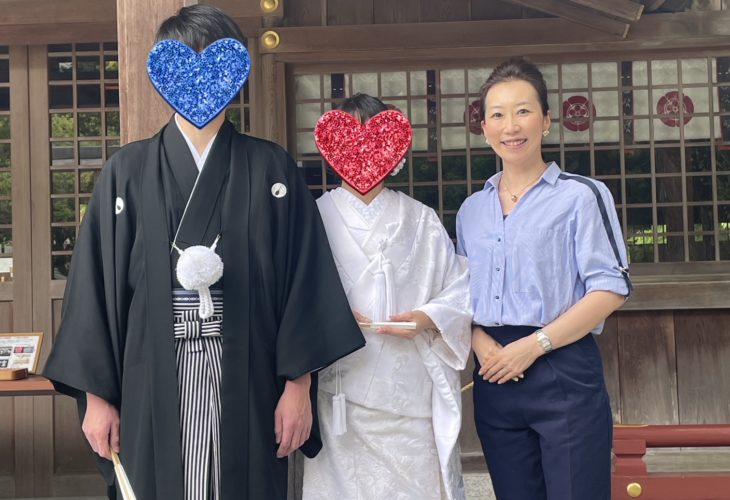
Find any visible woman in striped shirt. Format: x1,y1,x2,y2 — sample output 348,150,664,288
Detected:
456,58,631,500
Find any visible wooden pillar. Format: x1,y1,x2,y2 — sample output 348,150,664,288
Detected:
259,52,287,146
117,0,197,144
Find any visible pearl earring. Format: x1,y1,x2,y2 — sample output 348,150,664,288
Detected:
485,138,490,146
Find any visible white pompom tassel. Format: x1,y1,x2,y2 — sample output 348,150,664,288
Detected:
174,235,223,317
197,286,214,319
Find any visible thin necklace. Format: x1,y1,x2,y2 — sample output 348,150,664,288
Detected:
501,169,546,202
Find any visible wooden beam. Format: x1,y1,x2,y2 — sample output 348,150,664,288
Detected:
0,0,115,25
117,0,192,144
259,10,730,64
0,0,271,44
642,0,668,9
206,0,283,19
0,0,277,24
504,0,630,37
568,0,644,22
0,0,117,44
656,0,693,11
0,23,117,45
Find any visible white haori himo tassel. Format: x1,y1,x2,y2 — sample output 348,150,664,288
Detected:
174,235,223,319
372,238,396,323
332,361,347,436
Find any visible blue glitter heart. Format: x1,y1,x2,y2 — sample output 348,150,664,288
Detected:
147,38,251,128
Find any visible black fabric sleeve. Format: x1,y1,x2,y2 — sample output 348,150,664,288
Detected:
274,155,365,381
43,162,122,407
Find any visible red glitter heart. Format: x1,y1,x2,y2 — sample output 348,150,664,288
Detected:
314,110,413,194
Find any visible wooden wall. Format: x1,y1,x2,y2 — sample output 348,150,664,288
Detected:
284,0,545,26
0,301,15,495
458,309,730,460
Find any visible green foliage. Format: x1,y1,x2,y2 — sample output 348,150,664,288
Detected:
78,112,101,136
0,172,11,197
51,113,74,138
226,108,241,133
106,111,120,136
0,143,9,168
0,116,9,140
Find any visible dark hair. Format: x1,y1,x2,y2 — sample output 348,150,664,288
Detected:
155,5,245,52
338,93,388,123
479,57,549,120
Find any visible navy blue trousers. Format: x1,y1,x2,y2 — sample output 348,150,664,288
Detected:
473,325,612,500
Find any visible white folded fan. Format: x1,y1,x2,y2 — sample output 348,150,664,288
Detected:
357,321,417,330
111,450,137,500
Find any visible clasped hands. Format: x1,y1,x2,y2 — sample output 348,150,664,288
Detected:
472,326,542,384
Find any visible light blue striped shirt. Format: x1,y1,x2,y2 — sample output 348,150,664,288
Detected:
456,162,630,334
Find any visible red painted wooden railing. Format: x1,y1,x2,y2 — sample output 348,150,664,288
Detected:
613,424,730,499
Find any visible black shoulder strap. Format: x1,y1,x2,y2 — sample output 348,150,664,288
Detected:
559,174,633,293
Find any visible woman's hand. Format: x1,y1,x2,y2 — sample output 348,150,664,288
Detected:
352,310,371,324
479,334,542,384
472,326,502,364
376,310,436,340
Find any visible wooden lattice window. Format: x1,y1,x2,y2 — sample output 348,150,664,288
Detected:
48,42,120,280
291,57,730,265
0,46,12,282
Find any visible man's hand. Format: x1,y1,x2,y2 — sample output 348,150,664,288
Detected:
82,392,120,460
274,373,312,458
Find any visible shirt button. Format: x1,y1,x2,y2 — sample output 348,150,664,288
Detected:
496,267,501,271
497,237,502,242
495,295,500,300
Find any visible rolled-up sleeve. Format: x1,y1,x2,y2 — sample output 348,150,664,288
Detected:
574,184,630,297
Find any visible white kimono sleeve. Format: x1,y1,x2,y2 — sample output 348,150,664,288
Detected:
415,210,472,371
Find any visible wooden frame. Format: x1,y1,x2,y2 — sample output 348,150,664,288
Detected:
0,332,43,372
570,0,644,23
258,11,730,64
282,44,730,310
46,43,120,277
503,0,631,38
0,0,282,45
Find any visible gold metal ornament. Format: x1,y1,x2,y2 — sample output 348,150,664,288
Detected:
626,482,643,498
261,30,281,50
542,129,550,137
260,0,279,13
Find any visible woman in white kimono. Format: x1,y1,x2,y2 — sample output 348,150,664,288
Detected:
302,93,472,500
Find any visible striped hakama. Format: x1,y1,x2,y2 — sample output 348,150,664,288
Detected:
173,289,224,500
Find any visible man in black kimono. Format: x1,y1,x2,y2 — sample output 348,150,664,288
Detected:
43,6,365,500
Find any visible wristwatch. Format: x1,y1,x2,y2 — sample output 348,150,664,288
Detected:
535,329,553,354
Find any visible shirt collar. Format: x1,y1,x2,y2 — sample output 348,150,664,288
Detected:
483,161,561,191
174,114,218,172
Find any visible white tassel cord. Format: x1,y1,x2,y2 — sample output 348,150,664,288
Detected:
332,360,347,436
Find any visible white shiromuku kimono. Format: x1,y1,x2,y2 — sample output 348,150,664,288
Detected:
303,187,472,500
